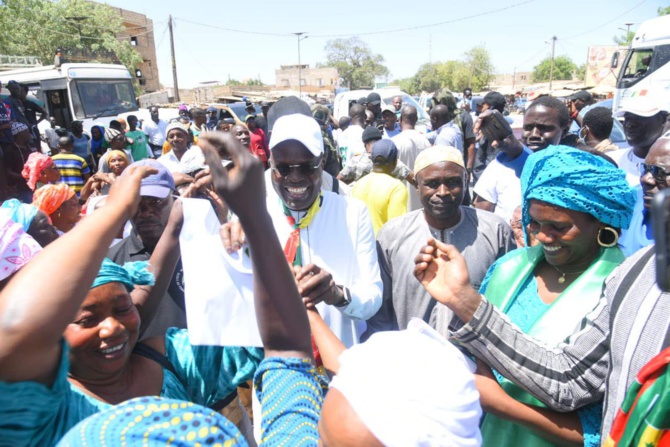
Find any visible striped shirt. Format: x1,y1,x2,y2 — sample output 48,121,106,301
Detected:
450,245,668,440
52,153,90,194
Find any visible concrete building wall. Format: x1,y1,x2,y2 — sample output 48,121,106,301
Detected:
109,6,160,93
275,65,339,91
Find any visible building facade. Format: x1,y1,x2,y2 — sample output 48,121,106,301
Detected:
275,65,339,91
110,6,160,93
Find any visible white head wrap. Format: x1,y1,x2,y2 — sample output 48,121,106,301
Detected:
330,319,482,447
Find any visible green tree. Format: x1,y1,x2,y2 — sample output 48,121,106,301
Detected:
245,79,263,86
531,55,578,82
576,63,586,82
323,36,389,89
659,6,670,15
437,60,471,91
0,0,143,89
613,31,635,46
225,79,243,86
462,45,495,91
412,62,443,94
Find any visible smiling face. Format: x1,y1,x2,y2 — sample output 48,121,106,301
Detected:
641,138,670,209
270,140,323,211
416,162,466,229
65,282,139,381
522,105,564,152
527,200,602,270
167,129,189,152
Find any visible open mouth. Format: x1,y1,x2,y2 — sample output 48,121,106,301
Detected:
543,245,562,253
98,341,126,356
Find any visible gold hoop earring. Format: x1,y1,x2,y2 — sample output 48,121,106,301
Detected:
597,226,618,248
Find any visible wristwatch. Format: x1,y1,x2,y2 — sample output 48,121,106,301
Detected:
334,286,352,308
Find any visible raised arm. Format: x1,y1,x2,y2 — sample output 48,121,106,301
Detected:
0,165,156,385
199,132,312,359
414,238,609,412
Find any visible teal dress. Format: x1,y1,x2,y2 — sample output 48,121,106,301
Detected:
479,250,602,447
0,328,263,447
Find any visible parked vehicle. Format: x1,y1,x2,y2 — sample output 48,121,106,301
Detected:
612,14,670,114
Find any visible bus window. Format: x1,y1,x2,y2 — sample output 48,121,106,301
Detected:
620,45,670,88
70,79,137,119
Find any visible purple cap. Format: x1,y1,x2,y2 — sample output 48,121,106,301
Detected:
131,159,175,198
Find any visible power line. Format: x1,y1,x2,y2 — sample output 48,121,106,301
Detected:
310,0,537,38
561,0,647,40
172,17,292,37
155,22,169,50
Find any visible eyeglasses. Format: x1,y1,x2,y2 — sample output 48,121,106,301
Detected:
640,163,670,183
271,160,321,177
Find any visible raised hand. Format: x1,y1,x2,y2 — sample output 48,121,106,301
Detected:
198,132,265,222
414,238,481,322
107,164,158,219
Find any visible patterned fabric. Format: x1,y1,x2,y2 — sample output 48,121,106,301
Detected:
0,216,41,281
57,396,244,447
10,121,29,135
91,258,154,292
254,357,326,446
0,330,262,446
338,152,411,184
52,153,90,194
520,145,636,231
0,198,38,231
21,152,55,191
32,183,75,219
604,347,670,447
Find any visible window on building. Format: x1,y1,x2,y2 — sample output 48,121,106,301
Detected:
139,79,146,86
130,36,138,46
520,75,526,81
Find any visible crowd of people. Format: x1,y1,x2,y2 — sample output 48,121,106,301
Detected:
0,75,670,446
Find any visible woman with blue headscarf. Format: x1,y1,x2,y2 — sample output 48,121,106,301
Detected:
0,198,59,247
417,146,637,447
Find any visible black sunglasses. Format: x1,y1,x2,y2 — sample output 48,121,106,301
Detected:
640,163,670,183
271,160,321,177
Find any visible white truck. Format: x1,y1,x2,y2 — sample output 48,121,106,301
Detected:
612,14,670,113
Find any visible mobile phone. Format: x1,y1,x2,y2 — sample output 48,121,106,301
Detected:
480,110,513,142
652,188,670,292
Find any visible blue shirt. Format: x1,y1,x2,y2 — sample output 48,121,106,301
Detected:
619,186,654,257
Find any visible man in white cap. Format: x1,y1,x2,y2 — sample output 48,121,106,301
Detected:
223,112,382,348
609,98,669,186
364,145,514,339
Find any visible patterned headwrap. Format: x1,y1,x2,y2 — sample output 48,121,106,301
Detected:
105,149,130,165
56,396,243,447
104,127,122,143
91,258,154,291
10,121,29,136
32,184,75,218
0,199,38,232
21,152,56,191
0,217,41,282
521,145,637,231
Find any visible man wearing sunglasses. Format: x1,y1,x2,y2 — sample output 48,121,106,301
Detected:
620,134,670,256
610,98,669,186
223,112,382,348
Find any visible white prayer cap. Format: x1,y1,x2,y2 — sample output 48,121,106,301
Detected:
330,319,482,447
269,113,324,157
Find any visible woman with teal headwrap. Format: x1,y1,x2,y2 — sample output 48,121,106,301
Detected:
0,133,323,446
0,198,60,247
417,145,637,447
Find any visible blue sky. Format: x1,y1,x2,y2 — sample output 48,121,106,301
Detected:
102,0,666,88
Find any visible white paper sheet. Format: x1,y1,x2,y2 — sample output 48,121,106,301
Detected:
179,198,262,347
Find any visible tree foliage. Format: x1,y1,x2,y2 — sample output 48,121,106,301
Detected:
323,37,389,89
391,46,494,95
659,6,670,15
613,31,635,46
0,0,143,87
531,55,578,82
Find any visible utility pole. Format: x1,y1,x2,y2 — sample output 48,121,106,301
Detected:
294,32,307,97
512,67,516,91
548,35,557,91
168,15,180,102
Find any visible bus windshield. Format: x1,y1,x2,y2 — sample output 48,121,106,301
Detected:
71,79,138,119
618,44,670,88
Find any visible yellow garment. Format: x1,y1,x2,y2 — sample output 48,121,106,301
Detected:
352,172,408,234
